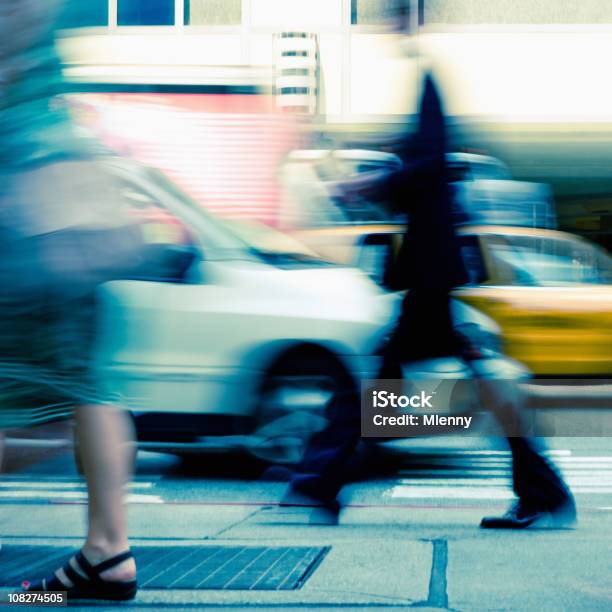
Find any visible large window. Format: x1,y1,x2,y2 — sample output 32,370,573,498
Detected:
118,0,175,26
184,0,242,25
59,0,108,28
425,0,612,25
60,0,243,28
351,0,409,26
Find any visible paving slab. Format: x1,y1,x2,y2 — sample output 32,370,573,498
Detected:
447,535,612,611
0,503,257,539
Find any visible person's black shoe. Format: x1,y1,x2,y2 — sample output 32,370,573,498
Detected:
280,487,340,525
480,498,577,530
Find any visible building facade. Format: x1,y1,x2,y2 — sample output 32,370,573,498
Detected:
58,1,612,244
59,1,422,122
59,0,612,121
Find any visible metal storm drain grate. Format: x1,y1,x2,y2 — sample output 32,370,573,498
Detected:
0,545,329,590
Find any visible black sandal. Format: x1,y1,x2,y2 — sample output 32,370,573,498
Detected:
24,550,137,601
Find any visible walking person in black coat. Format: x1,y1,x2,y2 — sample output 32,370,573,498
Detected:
285,59,575,530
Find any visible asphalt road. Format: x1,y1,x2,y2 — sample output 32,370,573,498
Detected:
1,428,611,610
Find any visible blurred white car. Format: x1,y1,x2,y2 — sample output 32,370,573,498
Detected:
94,157,517,463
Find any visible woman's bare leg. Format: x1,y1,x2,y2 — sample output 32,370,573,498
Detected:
64,404,137,583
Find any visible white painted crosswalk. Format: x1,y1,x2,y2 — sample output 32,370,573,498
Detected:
0,478,163,504
2,449,612,507
390,450,612,502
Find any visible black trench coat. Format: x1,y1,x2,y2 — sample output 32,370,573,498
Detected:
380,74,469,368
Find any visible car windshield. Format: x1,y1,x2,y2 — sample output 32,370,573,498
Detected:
143,166,249,252
216,218,330,265
488,234,612,285
147,166,329,266
472,161,512,181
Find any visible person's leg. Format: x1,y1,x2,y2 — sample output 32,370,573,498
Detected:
378,331,404,381
290,389,362,504
477,379,574,527
24,405,138,598
286,290,449,510
507,436,572,511
52,404,136,587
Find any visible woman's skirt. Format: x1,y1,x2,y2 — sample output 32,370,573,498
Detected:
0,159,131,430
0,293,104,430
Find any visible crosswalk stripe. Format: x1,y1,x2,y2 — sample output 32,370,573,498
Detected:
0,478,159,503
409,450,573,456
0,490,163,502
0,481,153,490
0,476,157,482
402,458,612,466
126,494,164,504
398,471,612,478
390,453,612,499
398,476,612,489
0,490,163,504
390,486,612,499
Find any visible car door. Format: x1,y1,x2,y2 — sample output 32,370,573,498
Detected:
94,168,263,417
454,232,612,375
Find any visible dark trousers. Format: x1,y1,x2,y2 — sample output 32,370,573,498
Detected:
508,437,570,510
291,389,362,504
292,387,570,508
291,292,570,508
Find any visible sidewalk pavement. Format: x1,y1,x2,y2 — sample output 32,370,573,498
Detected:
1,501,610,610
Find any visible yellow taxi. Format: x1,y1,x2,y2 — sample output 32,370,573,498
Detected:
291,224,612,376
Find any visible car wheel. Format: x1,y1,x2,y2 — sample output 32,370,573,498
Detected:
249,349,355,465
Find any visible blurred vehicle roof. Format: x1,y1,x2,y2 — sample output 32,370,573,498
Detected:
286,149,509,173
286,149,402,166
282,148,555,230
463,225,585,241
292,223,597,242
447,152,510,167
